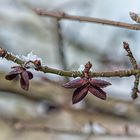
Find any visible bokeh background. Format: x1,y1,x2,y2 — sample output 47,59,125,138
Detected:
0,0,140,140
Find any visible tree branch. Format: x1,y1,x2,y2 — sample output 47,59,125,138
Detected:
0,47,140,78
34,9,140,30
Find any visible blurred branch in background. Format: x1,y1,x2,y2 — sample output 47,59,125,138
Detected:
66,37,130,69
35,9,140,30
56,20,69,81
13,120,140,137
0,72,68,103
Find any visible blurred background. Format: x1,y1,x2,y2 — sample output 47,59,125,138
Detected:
0,0,140,139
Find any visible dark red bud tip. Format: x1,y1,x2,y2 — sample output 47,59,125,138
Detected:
0,48,7,57
84,61,92,71
131,92,138,100
123,42,129,49
34,60,41,70
83,61,93,78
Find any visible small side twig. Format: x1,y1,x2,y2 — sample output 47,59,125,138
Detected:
123,42,139,99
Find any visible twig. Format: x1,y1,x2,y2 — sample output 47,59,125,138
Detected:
1,47,140,78
123,42,138,69
123,42,140,99
34,8,140,30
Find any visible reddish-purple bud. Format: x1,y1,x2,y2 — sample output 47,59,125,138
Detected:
89,79,111,88
63,78,87,88
89,86,106,100
5,72,18,80
63,69,111,104
72,85,88,104
20,71,29,90
5,66,33,91
5,66,24,80
27,71,33,79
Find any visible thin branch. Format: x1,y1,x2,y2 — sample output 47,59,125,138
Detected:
123,42,140,99
1,48,140,78
34,8,140,30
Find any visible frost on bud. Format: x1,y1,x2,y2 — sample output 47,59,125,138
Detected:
22,51,42,62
